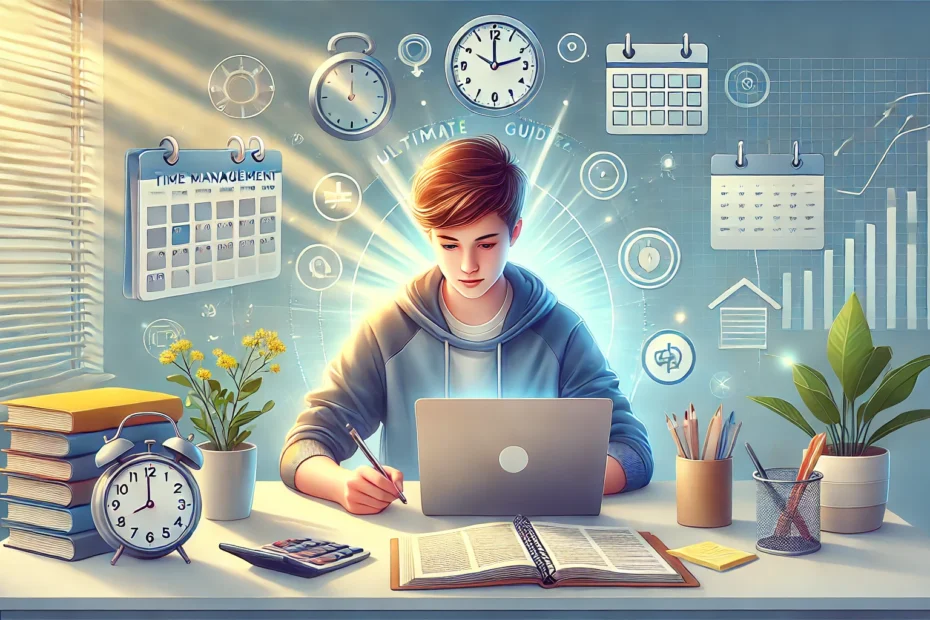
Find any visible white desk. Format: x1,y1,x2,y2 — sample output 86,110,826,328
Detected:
1,481,929,619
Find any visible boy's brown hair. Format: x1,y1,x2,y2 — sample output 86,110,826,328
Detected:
410,135,527,234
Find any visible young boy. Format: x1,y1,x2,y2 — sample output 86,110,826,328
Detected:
280,135,653,514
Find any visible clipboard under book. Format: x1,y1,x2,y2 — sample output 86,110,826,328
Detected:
390,515,698,590
124,135,283,301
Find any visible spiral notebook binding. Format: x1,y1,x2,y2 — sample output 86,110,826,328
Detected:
512,515,555,584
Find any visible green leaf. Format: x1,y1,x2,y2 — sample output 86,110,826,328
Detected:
804,366,836,400
240,377,262,397
860,355,930,423
166,374,192,388
207,379,221,394
231,409,264,428
229,429,252,450
190,416,217,444
866,409,930,446
747,396,817,437
792,364,841,425
261,399,275,413
827,293,874,399
852,346,893,402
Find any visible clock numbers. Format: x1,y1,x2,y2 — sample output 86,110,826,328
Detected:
105,459,196,550
446,16,544,117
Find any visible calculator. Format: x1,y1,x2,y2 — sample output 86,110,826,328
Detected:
605,41,708,135
219,537,370,578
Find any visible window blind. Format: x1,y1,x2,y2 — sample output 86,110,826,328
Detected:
0,0,106,400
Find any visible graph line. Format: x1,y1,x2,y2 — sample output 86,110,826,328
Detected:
837,118,930,196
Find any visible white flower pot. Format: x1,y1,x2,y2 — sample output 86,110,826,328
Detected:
194,441,257,521
803,445,889,534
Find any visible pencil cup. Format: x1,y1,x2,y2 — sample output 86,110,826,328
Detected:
676,456,732,528
754,468,822,556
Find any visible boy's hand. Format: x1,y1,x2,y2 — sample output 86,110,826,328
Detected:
341,465,404,515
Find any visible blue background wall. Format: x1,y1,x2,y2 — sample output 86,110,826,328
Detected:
86,0,930,532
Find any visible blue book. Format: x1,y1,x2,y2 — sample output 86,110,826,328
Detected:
0,496,95,534
2,520,112,561
3,440,168,482
3,421,175,458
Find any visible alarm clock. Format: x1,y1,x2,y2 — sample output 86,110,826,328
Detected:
308,32,395,141
444,14,545,117
91,412,204,566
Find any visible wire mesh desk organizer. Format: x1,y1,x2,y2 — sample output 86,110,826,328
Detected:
753,467,823,556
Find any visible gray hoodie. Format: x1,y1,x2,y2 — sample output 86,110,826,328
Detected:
280,263,653,491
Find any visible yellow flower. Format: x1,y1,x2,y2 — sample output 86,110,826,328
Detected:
190,350,204,362
195,368,212,380
242,335,257,347
169,339,192,353
267,338,286,355
159,350,177,365
212,348,224,357
217,354,237,370
253,328,267,340
270,363,281,374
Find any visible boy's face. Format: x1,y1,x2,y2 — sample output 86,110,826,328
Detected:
429,213,523,299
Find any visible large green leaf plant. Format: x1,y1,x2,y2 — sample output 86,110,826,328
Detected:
748,293,930,456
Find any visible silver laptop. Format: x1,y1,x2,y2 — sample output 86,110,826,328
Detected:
415,398,613,516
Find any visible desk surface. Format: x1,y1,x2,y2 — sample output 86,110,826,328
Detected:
1,481,928,616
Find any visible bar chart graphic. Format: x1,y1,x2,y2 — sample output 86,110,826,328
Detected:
781,168,927,331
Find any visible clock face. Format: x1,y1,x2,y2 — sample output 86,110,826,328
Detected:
104,458,196,550
316,60,388,134
447,17,543,115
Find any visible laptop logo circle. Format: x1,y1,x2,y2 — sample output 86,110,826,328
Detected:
499,446,529,473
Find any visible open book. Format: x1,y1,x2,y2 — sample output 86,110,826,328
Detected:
392,515,697,590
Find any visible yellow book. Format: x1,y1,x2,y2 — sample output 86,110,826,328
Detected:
666,542,758,572
1,387,182,433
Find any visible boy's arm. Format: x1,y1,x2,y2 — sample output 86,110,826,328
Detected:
279,321,386,493
559,322,654,493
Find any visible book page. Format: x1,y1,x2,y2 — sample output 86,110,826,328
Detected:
532,522,610,570
532,523,676,575
582,526,678,575
411,522,534,579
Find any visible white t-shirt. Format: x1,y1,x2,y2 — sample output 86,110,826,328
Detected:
439,280,513,397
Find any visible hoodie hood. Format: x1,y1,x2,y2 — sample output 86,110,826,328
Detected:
395,263,557,352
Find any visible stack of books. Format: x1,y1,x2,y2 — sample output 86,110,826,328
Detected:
0,387,182,561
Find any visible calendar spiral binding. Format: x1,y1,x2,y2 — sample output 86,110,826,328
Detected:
734,139,807,169
159,134,266,166
512,515,556,585
620,32,692,59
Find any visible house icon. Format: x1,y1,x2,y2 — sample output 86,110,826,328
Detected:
707,278,782,349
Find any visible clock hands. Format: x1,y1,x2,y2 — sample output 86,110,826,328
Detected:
475,53,493,66
348,79,356,102
496,57,522,68
492,36,498,65
133,471,155,513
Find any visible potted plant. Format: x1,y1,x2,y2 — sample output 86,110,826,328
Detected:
159,329,285,520
749,293,930,533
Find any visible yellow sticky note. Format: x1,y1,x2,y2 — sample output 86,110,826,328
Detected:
667,541,758,572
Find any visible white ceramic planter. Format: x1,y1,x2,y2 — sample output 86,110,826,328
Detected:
194,442,257,521
803,445,889,534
